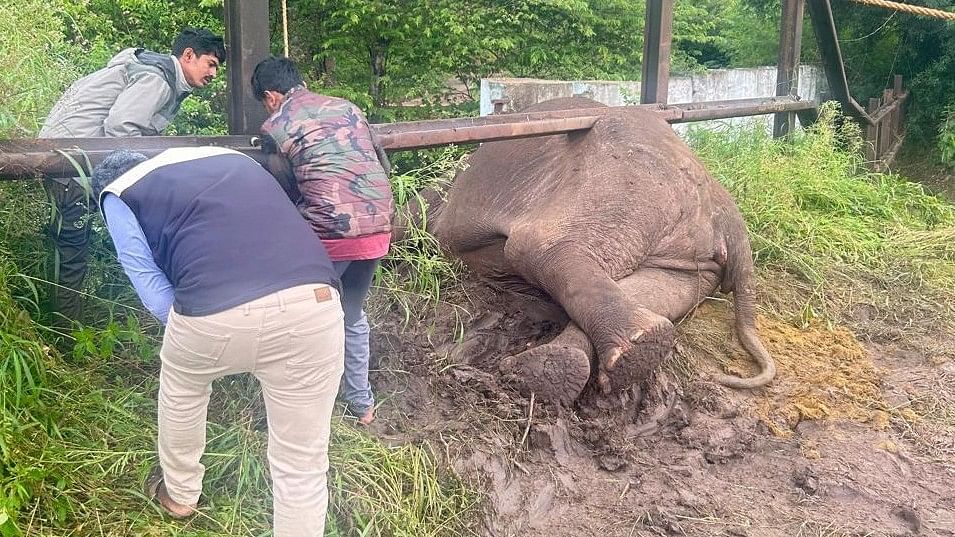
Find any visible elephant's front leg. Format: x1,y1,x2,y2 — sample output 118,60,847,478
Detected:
503,229,675,394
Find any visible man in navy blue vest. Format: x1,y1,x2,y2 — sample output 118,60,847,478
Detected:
91,148,343,537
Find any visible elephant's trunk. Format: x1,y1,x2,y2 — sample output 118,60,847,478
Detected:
392,186,446,243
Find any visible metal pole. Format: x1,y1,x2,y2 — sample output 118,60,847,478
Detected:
0,97,816,179
774,0,805,138
640,0,675,105
224,0,271,135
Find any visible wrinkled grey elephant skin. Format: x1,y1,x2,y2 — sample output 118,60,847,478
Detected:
412,96,776,406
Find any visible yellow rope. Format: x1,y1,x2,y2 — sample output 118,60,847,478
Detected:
282,0,290,57
849,0,955,21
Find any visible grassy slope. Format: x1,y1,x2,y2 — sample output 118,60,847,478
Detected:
690,106,955,330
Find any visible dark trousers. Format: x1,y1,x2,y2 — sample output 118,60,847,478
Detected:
331,259,380,414
44,179,93,323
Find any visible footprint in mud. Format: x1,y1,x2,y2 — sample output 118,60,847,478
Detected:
891,505,922,533
677,411,758,464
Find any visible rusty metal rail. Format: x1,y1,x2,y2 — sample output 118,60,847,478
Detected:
0,96,814,180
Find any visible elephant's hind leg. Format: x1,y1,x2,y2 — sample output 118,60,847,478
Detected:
604,267,720,392
499,303,674,403
502,229,675,394
499,266,720,404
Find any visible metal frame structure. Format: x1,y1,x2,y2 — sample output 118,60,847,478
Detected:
0,0,909,179
0,97,813,178
775,0,806,137
224,0,271,134
806,0,908,168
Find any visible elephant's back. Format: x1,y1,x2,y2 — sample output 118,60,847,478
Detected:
450,100,716,219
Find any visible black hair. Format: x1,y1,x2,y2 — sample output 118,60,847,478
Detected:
91,151,149,199
251,56,304,101
172,27,226,63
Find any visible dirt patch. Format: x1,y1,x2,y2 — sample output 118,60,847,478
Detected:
678,300,893,437
366,279,955,536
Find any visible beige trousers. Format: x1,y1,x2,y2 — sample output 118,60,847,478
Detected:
158,284,344,537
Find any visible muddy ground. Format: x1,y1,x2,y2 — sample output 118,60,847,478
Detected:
363,271,955,537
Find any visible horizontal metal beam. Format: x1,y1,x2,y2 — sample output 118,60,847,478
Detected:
375,116,599,150
673,96,815,122
0,96,815,180
372,104,678,135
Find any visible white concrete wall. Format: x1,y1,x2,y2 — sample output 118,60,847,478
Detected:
480,66,827,133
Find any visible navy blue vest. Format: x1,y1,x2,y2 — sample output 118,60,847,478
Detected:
103,148,338,316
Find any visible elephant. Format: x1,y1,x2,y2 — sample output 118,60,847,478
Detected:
406,97,776,406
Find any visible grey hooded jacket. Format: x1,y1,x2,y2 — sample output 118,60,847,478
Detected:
40,48,193,185
40,48,192,139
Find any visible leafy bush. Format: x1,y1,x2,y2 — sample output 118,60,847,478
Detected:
937,102,955,166
0,0,85,137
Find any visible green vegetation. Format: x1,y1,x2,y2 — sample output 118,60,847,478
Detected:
938,104,955,167
283,0,782,117
694,105,954,280
0,0,83,136
690,105,955,326
377,148,465,318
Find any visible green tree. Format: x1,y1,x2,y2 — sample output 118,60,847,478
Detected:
0,0,85,136
284,0,647,116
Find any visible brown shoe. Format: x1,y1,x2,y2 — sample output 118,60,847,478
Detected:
144,466,198,519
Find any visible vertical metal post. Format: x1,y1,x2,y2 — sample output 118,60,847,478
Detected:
774,0,805,138
225,0,271,135
640,0,674,105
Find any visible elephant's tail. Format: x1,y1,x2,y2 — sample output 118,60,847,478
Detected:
714,232,777,389
711,283,776,388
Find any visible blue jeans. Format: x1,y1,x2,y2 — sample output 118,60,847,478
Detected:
332,259,379,414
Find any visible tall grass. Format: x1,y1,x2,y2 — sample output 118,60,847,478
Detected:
0,0,84,137
376,148,468,325
690,104,955,298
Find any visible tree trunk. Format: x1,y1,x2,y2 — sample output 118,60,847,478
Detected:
369,40,388,109
320,55,337,86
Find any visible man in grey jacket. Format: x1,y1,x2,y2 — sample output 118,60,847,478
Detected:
39,27,225,325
